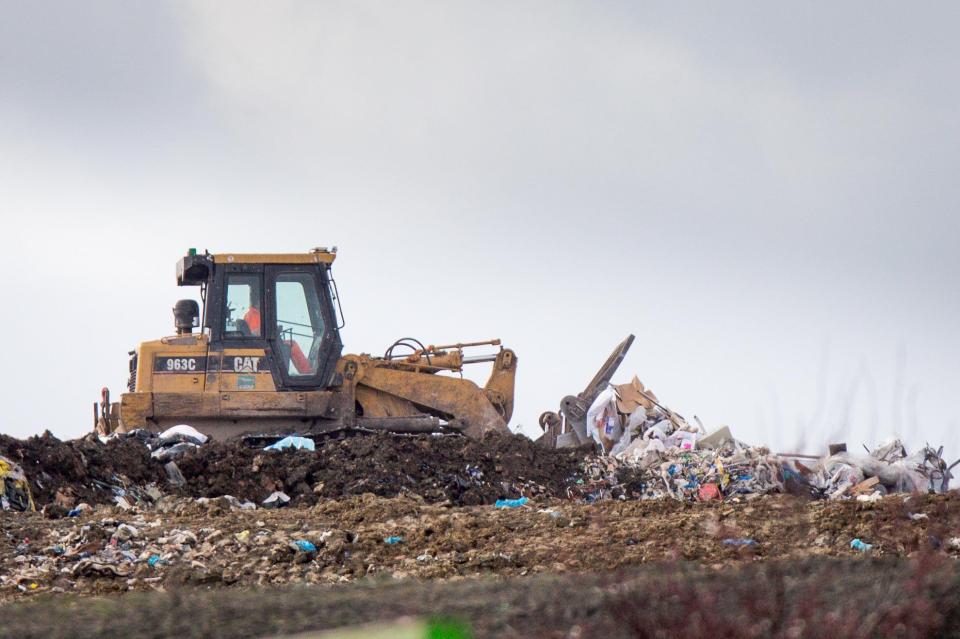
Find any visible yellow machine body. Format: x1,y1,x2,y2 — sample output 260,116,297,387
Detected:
99,250,517,442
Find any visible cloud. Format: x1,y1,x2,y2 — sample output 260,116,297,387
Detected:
0,1,956,458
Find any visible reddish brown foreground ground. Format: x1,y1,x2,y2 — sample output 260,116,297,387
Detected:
1,492,959,638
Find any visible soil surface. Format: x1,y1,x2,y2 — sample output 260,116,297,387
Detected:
0,431,592,509
3,431,960,638
1,492,959,602
175,431,589,506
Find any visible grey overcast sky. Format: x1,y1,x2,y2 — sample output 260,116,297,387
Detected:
1,1,957,457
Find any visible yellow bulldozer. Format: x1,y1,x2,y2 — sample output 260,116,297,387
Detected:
96,248,518,441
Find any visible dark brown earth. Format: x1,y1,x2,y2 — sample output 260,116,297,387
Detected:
175,431,590,506
0,431,592,509
0,432,166,507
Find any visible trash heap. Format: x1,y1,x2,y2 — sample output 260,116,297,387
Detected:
579,375,955,502
812,439,952,499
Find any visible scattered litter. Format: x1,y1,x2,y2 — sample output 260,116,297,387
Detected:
850,538,874,552
151,442,198,462
698,426,734,450
384,536,404,545
264,436,316,452
723,538,757,546
68,504,91,517
697,483,722,501
262,491,291,509
158,425,208,446
294,540,317,552
133,425,211,463
164,461,186,486
495,497,529,509
114,524,139,541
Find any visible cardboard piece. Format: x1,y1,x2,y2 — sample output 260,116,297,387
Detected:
614,376,655,414
851,476,880,495
698,426,734,450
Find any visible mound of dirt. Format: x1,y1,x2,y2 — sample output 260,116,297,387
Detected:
0,431,166,507
0,431,592,508
175,432,589,506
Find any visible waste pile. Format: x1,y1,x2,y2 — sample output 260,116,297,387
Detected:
579,375,956,503
813,439,953,498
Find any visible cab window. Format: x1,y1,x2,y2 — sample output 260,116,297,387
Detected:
224,274,262,337
275,273,325,377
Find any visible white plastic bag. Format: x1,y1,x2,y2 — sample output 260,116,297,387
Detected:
585,387,621,449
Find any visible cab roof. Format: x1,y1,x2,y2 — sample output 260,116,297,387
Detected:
177,248,336,286
211,250,336,265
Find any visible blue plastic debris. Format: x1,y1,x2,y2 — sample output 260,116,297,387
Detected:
264,436,315,452
850,538,873,552
295,539,317,552
723,538,757,546
147,554,167,567
384,536,404,545
67,507,82,517
495,497,529,509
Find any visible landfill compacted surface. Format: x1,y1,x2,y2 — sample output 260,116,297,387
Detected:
2,430,960,637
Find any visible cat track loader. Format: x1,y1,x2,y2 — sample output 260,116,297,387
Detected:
96,248,517,441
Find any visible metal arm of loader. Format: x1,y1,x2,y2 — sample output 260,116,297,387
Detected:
349,339,518,439
536,334,635,448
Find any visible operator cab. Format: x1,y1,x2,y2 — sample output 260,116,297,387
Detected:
175,248,345,389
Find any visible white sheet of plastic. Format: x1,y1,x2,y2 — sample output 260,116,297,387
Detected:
158,424,209,444
824,453,927,495
585,387,619,446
